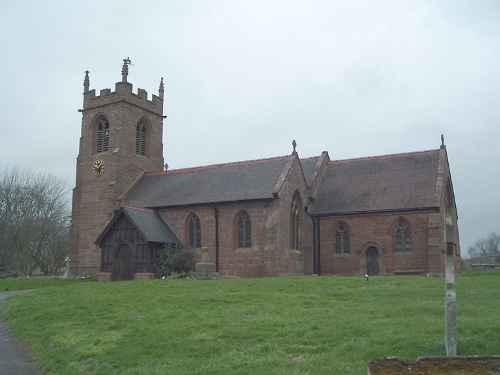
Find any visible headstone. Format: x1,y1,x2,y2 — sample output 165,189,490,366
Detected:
61,256,72,279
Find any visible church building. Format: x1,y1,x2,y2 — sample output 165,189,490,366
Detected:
68,60,461,281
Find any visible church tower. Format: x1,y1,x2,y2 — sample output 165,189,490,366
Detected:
68,59,165,275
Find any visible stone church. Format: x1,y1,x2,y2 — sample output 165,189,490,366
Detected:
68,60,461,281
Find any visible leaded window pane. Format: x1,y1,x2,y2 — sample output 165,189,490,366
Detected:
404,228,412,252
395,219,412,253
237,212,251,248
335,232,342,253
344,233,350,253
396,230,403,252
189,215,201,248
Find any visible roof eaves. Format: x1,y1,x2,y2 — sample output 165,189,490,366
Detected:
144,196,276,210
95,207,125,245
308,206,440,217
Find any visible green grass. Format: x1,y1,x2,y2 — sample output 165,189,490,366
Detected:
0,275,97,291
1,272,499,374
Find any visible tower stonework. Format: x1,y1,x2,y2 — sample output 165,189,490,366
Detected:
68,60,165,275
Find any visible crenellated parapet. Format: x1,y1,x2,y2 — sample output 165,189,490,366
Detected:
83,58,164,116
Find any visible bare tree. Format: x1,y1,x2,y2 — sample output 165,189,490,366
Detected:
467,232,500,259
0,167,70,276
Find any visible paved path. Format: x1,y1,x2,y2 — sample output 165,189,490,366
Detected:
0,290,39,375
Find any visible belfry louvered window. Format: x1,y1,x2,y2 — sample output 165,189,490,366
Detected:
96,117,109,153
136,120,147,156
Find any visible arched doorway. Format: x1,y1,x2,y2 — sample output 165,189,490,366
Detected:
366,247,379,276
112,244,134,281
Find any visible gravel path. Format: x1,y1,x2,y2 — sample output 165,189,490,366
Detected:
0,290,39,375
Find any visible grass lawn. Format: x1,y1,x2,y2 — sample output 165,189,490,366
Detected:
1,272,499,374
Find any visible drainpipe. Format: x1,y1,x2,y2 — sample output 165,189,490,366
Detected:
313,218,317,274
317,217,321,275
213,207,219,272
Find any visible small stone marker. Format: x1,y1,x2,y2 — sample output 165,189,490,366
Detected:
61,256,72,279
191,247,219,280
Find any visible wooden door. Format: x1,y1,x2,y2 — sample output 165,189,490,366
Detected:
112,244,134,281
366,247,379,276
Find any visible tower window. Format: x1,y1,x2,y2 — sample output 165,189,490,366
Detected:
96,117,109,153
136,120,147,156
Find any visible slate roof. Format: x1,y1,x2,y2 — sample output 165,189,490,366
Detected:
300,157,320,186
123,207,180,243
124,156,293,208
308,149,441,215
96,206,180,245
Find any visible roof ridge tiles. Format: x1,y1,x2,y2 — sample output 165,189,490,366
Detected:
145,155,293,176
122,205,155,213
300,155,322,161
331,148,440,163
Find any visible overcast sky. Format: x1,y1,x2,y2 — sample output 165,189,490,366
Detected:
1,1,499,257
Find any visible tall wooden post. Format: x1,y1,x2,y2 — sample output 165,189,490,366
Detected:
445,208,457,356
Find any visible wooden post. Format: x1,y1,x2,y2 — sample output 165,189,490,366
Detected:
444,208,457,356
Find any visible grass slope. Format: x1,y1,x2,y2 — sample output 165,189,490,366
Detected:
1,272,499,375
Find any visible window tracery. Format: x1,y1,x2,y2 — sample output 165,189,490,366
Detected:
334,222,350,254
395,218,412,253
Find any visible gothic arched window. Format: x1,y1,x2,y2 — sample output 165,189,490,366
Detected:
136,120,148,156
334,222,350,254
236,211,251,248
96,117,109,153
188,214,201,248
395,218,412,253
290,193,301,249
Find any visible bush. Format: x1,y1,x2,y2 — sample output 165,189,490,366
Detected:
154,244,196,278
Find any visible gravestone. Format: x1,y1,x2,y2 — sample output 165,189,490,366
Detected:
61,256,72,279
190,247,219,280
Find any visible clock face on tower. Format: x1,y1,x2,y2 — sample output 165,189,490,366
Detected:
92,159,105,176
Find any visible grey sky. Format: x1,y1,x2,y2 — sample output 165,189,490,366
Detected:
1,1,499,257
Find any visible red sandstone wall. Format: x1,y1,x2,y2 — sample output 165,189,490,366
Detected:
69,82,164,276
318,211,439,275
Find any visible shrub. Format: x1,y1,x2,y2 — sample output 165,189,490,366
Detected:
154,244,196,278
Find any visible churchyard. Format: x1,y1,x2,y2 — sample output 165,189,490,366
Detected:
1,272,498,374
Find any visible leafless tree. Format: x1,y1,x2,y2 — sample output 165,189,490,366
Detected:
467,232,500,259
0,167,70,276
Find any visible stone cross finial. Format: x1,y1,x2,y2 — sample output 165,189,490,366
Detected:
83,71,90,93
292,140,297,155
121,57,132,82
